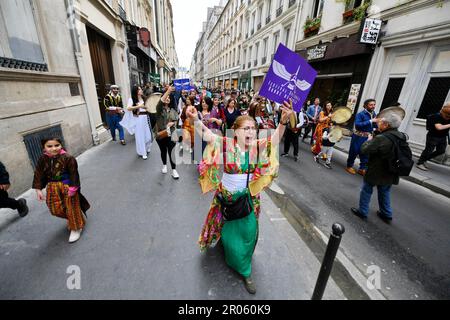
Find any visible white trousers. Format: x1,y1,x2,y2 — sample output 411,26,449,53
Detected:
318,146,334,163
135,115,152,156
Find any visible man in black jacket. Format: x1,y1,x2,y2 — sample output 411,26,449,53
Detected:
351,113,406,223
416,102,450,171
0,161,28,217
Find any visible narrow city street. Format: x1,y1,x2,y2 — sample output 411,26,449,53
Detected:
1,0,449,304
0,134,345,300
277,139,450,300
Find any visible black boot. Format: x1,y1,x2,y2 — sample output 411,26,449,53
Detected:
17,198,29,217
243,276,256,294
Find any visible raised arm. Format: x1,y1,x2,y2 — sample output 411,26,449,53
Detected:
271,100,294,145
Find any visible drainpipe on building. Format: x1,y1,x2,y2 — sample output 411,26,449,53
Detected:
65,0,100,146
292,0,305,51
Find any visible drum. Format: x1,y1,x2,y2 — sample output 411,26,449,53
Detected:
289,112,297,129
328,126,343,143
377,106,406,120
331,107,352,124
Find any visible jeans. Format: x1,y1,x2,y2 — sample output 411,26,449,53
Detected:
0,190,19,210
347,134,369,170
106,113,125,141
359,181,392,218
417,135,447,164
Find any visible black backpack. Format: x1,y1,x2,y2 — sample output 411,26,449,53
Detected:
383,132,414,177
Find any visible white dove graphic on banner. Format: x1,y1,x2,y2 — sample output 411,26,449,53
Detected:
272,60,312,92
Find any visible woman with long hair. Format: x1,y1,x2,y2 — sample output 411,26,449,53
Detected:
209,96,225,133
224,98,241,132
312,101,333,156
181,96,196,153
199,96,213,154
186,100,293,294
154,86,180,179
124,85,153,160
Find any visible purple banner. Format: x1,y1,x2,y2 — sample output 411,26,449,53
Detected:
259,43,317,112
174,78,191,91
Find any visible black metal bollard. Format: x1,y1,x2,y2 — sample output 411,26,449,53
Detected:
311,223,345,300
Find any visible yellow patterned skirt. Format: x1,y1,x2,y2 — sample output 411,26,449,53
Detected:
46,182,85,231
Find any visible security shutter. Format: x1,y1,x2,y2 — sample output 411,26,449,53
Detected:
23,125,65,169
417,77,450,119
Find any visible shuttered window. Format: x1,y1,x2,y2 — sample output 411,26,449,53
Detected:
417,77,450,119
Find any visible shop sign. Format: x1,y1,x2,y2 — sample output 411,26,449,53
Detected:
139,28,151,47
360,18,382,45
149,73,160,83
346,84,362,112
307,45,327,61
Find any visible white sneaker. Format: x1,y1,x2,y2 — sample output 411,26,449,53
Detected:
162,165,168,174
172,169,180,179
142,155,148,160
69,230,82,243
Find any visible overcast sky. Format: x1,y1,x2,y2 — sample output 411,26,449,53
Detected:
172,0,221,71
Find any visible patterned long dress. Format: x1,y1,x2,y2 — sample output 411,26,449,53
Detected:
33,150,90,231
197,135,279,278
312,111,332,155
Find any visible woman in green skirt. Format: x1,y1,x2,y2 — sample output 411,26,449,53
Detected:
186,100,293,294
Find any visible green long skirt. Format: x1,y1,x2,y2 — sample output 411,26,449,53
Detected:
220,190,258,278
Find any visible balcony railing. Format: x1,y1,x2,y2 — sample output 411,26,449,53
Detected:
289,0,296,8
266,16,271,24
118,4,127,21
276,6,283,17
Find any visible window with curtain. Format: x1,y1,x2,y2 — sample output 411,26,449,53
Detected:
0,0,45,65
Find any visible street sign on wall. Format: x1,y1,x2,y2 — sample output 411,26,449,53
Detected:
307,45,327,61
360,18,382,45
346,84,362,112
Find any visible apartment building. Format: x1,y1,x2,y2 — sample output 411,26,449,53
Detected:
294,0,450,163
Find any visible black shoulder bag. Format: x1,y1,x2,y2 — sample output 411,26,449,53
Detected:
217,139,253,222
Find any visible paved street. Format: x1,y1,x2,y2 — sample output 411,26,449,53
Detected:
277,138,450,300
2,131,449,300
0,134,344,300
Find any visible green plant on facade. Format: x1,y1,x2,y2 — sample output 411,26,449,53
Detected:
353,1,372,21
303,16,321,31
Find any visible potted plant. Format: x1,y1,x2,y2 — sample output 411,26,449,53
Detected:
303,16,321,37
